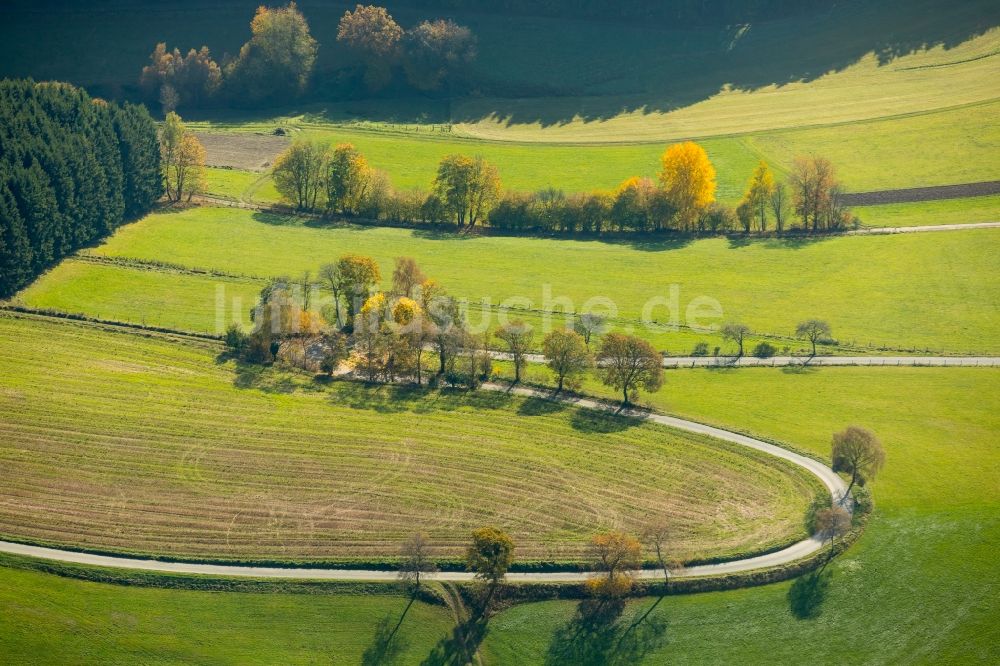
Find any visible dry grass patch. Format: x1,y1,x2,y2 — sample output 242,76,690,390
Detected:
0,313,819,565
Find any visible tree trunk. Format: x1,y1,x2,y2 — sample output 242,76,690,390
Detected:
844,469,858,498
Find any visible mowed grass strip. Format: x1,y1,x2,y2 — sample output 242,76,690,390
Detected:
854,194,1000,228
0,313,818,564
481,366,1000,663
62,206,1000,353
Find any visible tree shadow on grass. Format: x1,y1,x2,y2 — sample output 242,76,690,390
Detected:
781,363,820,375
788,569,832,620
726,233,833,251
421,615,490,666
570,407,645,434
328,381,515,414
517,394,570,416
546,597,668,666
232,361,298,393
362,597,415,666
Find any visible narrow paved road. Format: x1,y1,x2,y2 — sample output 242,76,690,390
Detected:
0,385,848,582
505,351,1000,368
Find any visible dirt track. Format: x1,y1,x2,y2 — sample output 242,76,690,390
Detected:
842,180,1000,206
194,132,289,171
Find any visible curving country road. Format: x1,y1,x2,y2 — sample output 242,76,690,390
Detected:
0,384,848,582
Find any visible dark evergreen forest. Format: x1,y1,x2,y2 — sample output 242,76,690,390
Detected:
0,79,161,297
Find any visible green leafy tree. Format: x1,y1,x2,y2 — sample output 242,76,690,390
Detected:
337,4,403,91
495,320,534,383
403,19,477,91
433,154,501,227
226,2,318,104
543,329,592,392
321,254,381,323
326,143,372,214
739,160,775,232
596,333,663,406
272,140,329,211
832,426,885,495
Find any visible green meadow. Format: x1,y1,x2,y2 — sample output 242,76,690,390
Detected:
0,559,454,665
18,207,997,353
481,365,1000,663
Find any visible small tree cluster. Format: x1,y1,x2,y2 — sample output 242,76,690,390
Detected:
139,3,318,111
337,5,477,93
140,44,222,113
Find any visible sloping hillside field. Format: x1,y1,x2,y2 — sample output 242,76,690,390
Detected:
20,206,1000,353
0,313,820,565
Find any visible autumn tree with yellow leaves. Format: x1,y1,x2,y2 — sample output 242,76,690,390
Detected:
160,112,205,203
658,141,717,231
326,143,374,215
738,160,775,232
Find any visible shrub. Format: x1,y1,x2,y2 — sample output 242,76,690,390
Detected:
852,485,874,518
223,323,249,354
691,342,710,356
752,342,777,358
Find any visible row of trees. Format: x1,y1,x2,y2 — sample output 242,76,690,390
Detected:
271,138,856,234
0,79,161,297
140,3,476,111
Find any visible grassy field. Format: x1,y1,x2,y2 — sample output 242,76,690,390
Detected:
0,559,454,665
202,168,267,202
190,100,1000,202
19,206,998,353
857,194,1000,228
6,1,994,200
0,312,819,564
481,365,1000,663
2,0,996,146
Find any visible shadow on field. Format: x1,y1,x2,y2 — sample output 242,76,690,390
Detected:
546,597,668,665
788,570,832,620
781,363,820,375
447,0,999,128
232,361,297,393
517,394,569,416
362,598,416,666
570,407,644,433
422,616,490,666
328,382,515,414
726,234,832,250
